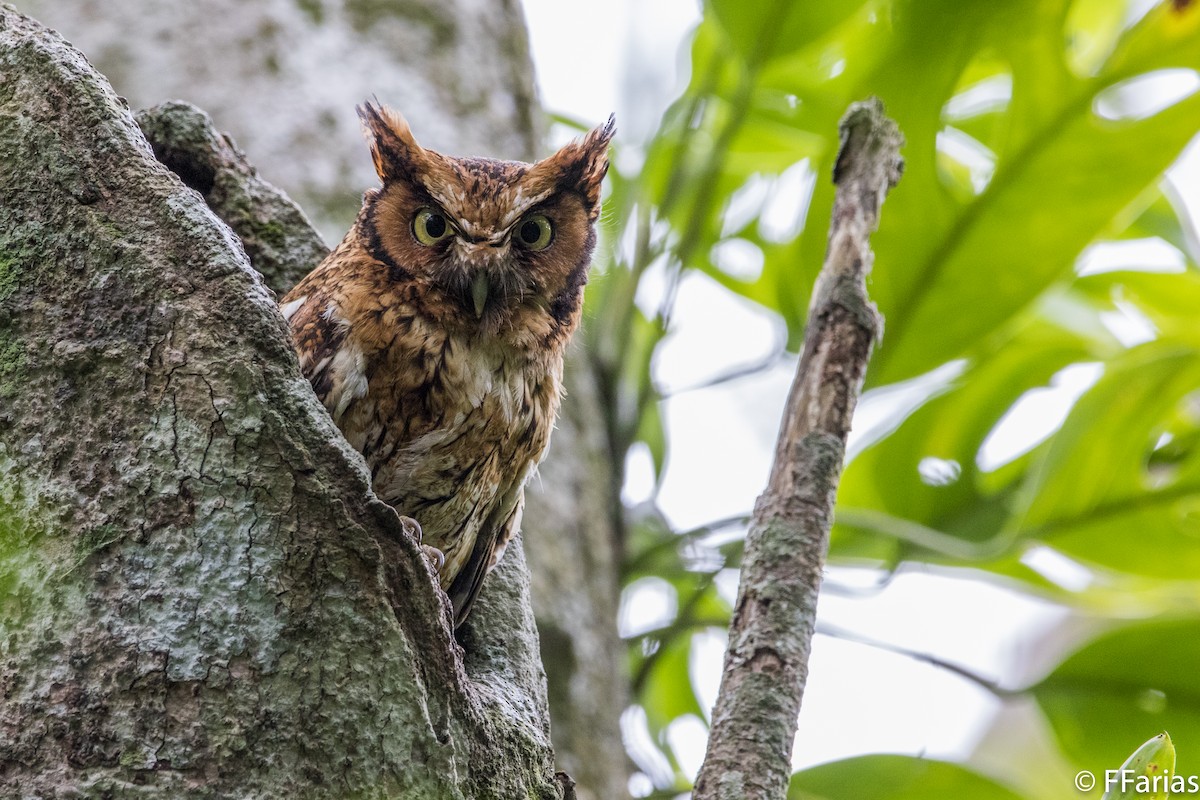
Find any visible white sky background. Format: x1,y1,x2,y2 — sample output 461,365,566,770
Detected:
524,0,1200,795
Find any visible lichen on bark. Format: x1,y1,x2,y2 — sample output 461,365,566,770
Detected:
0,8,563,798
135,100,329,296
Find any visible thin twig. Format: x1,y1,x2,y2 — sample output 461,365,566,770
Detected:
691,99,903,800
623,513,751,576
658,340,788,398
815,621,1014,698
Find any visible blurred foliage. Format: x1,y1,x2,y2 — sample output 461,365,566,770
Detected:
787,754,1026,800
575,0,1200,796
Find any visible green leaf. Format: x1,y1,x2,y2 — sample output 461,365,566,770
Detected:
866,0,1200,384
707,0,871,68
1108,186,1197,262
1035,618,1200,772
1064,0,1129,77
1101,732,1175,800
832,317,1098,563
637,396,667,482
1078,267,1200,342
599,1,1200,792
1015,341,1200,577
639,630,705,735
788,755,1025,800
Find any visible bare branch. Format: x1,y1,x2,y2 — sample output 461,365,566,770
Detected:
692,98,903,800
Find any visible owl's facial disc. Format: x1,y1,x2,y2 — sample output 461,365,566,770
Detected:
409,204,559,321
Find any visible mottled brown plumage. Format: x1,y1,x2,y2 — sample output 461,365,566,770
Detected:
282,102,613,626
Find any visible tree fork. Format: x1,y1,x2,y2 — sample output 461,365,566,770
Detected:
692,99,904,800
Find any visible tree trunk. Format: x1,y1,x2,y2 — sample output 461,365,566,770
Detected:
8,1,631,797
11,0,540,239
0,9,568,798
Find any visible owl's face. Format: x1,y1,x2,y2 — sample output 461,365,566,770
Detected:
358,103,614,344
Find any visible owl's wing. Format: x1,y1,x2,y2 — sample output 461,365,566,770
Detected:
281,293,367,424
447,482,525,628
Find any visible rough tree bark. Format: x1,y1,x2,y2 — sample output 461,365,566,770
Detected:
692,100,904,800
133,101,328,296
0,9,570,797
7,3,631,799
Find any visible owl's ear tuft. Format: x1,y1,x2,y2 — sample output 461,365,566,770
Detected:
544,114,616,214
357,100,423,183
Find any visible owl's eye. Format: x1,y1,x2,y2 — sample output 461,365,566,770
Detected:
515,214,553,251
413,208,454,245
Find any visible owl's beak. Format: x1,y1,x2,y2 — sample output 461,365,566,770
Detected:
470,272,489,318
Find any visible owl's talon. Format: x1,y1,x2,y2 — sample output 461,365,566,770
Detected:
398,515,423,542
421,544,446,572
398,515,441,571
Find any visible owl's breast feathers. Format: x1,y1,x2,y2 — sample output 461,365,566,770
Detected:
282,243,564,625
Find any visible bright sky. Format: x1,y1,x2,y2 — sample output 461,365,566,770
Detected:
523,2,1200,797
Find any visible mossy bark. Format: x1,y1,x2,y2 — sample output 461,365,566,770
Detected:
134,101,329,296
0,9,564,798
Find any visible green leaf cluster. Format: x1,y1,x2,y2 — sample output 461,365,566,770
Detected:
585,0,1200,796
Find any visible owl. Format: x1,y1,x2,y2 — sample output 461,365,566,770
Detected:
281,102,614,627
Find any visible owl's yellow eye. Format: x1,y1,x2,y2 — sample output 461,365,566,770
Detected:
515,214,553,251
413,208,454,245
